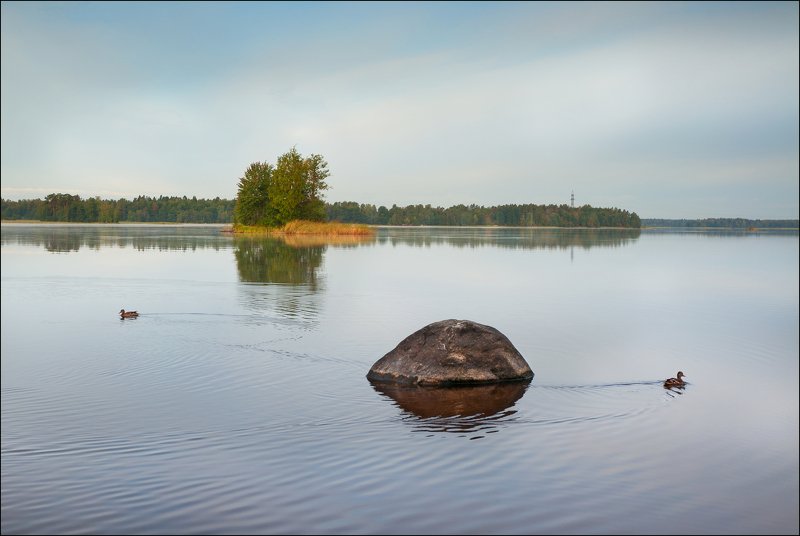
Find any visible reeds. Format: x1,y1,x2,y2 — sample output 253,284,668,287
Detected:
280,220,374,235
231,220,374,236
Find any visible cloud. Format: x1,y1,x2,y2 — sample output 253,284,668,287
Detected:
1,2,797,218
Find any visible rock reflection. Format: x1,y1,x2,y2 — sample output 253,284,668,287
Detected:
370,380,530,436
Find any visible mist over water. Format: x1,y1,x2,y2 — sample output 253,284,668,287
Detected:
2,224,798,534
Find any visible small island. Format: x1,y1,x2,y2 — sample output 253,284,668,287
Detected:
229,147,374,237
231,219,373,236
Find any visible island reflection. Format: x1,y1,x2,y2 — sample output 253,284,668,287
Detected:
1,223,648,253
234,236,326,288
232,233,374,322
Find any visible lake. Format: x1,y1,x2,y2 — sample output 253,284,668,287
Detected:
1,223,798,534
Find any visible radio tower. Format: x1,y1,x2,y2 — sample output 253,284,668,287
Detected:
571,190,574,208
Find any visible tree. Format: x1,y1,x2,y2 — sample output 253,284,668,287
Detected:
234,161,274,226
235,148,330,227
269,147,329,224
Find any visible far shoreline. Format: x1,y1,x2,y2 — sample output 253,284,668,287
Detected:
2,220,797,231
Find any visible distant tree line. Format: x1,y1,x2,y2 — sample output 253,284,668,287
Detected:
326,201,642,228
4,193,644,228
1,193,234,223
642,218,798,229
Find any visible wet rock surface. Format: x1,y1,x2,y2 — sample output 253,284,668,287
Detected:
367,319,534,385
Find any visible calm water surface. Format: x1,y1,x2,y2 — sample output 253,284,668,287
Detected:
2,224,798,534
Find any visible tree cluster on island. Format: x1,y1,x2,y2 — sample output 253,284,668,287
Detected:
233,147,330,228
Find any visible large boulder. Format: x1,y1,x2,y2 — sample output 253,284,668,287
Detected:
367,319,533,385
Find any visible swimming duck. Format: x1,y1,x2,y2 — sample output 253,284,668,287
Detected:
119,309,139,319
663,371,686,388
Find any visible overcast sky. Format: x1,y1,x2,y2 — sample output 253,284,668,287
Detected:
1,1,798,218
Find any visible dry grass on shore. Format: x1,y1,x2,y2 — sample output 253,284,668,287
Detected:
231,220,374,236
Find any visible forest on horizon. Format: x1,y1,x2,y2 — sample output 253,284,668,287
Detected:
1,194,641,228
2,193,796,229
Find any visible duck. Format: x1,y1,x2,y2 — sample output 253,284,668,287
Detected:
663,371,686,388
119,309,139,319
